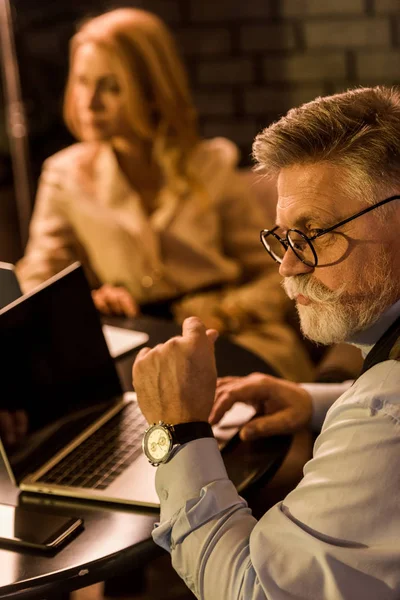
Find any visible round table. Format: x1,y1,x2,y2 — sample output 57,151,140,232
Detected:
0,316,290,599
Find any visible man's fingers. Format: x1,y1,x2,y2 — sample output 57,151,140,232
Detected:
206,328,219,344
216,376,237,386
215,380,239,401
240,410,294,441
209,392,237,424
135,347,152,361
214,375,270,406
182,316,206,339
212,376,256,424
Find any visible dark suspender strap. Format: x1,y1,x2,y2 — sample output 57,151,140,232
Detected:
171,421,214,445
360,313,400,376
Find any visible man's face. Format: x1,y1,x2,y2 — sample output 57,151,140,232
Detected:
276,162,399,344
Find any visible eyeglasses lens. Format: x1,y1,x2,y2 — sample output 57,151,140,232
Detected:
287,231,315,266
262,233,286,262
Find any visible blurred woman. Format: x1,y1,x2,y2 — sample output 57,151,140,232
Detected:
16,8,313,381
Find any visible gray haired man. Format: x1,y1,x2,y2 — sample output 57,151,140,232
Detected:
134,86,400,599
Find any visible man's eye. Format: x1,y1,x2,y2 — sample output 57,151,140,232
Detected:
314,232,336,250
292,240,307,251
309,229,324,237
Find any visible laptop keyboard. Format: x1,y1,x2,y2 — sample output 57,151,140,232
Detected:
38,401,147,490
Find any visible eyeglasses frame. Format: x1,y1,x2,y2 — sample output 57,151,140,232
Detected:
260,194,400,268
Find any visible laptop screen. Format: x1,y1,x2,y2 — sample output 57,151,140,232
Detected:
0,262,22,309
0,263,123,479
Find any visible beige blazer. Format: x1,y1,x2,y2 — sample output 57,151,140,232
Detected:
16,137,314,381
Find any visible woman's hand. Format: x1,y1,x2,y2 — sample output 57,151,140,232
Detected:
92,284,139,318
209,373,313,441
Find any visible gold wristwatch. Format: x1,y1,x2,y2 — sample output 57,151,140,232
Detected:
142,421,214,466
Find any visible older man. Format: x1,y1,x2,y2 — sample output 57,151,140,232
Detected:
133,86,400,599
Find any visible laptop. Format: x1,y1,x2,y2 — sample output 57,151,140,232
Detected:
0,261,149,359
0,262,160,507
0,261,264,509
0,262,22,309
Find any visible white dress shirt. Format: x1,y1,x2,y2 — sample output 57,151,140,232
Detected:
152,300,400,599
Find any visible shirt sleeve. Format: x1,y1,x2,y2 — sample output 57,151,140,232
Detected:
301,380,354,431
152,360,400,600
16,158,100,292
16,160,81,292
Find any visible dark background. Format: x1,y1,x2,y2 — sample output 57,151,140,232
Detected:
1,0,399,261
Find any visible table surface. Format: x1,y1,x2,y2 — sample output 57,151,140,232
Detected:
0,316,286,599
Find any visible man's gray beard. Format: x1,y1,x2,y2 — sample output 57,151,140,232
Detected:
283,258,396,345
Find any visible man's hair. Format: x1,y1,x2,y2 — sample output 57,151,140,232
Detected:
253,86,400,204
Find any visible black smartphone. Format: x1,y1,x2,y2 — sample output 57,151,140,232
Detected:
0,503,84,553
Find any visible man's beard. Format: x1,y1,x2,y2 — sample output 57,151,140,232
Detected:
283,255,397,345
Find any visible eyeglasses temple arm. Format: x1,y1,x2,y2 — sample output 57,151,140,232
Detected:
309,195,400,241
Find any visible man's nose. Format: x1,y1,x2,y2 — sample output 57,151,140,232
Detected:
279,248,314,278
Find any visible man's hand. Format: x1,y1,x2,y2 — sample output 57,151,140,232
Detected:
92,284,139,318
0,410,28,446
133,317,219,424
209,373,312,441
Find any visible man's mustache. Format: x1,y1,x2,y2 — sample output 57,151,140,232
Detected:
283,275,345,304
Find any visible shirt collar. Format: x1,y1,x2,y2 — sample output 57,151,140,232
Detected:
348,298,400,358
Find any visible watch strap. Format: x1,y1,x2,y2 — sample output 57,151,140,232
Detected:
170,421,214,445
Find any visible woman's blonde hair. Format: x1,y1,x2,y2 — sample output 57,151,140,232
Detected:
63,8,199,194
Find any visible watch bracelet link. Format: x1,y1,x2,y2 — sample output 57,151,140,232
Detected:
170,421,214,444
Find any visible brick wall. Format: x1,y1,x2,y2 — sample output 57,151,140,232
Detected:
189,0,399,163
123,0,400,164
6,0,400,170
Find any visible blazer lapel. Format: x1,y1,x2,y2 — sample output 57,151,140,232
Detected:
92,144,164,274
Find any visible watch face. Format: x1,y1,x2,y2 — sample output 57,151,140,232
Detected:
144,425,173,464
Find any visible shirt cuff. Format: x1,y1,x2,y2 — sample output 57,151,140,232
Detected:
155,437,230,522
301,380,354,431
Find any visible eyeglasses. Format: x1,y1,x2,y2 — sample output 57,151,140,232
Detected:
260,194,400,268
